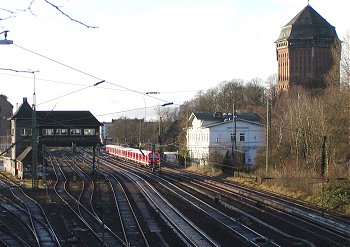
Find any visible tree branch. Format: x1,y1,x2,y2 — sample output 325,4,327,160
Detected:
15,0,37,16
0,8,15,14
1,0,98,29
44,0,98,28
0,8,16,21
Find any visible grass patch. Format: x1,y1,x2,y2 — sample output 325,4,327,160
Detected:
186,165,222,177
200,168,350,216
306,182,350,214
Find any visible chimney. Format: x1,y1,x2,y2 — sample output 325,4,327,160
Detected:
23,97,27,103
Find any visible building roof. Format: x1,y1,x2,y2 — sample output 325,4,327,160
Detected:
11,98,102,127
37,111,102,127
11,98,32,120
191,112,262,124
16,146,32,162
276,4,338,43
0,94,13,108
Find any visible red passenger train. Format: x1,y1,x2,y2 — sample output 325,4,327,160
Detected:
105,145,161,172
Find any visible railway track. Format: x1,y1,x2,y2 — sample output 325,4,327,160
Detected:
0,221,31,247
160,169,321,246
0,194,37,246
103,157,284,246
159,166,350,246
0,173,60,247
215,177,350,235
48,152,126,247
66,152,150,247
4,146,347,246
98,153,279,246
172,169,350,239
100,151,350,246
165,162,350,233
80,151,222,246
142,172,283,246
119,167,219,247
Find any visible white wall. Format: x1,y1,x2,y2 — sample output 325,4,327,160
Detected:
187,118,265,166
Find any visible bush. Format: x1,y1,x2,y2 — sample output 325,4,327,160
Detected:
310,182,350,214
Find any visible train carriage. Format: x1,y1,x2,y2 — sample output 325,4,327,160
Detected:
105,145,160,172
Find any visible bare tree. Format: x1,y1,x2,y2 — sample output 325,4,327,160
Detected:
265,73,278,100
340,31,350,85
0,1,97,28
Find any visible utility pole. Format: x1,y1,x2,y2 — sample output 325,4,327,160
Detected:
231,104,237,175
92,145,96,179
185,111,188,169
32,101,38,189
265,98,271,177
31,71,39,189
321,136,327,176
138,118,142,148
124,117,127,144
158,117,162,155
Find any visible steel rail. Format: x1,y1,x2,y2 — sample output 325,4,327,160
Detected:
97,158,219,247
0,222,31,247
0,194,38,246
75,153,150,247
0,173,60,247
48,152,126,247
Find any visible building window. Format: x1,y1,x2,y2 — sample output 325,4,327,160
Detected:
20,128,32,136
42,129,55,136
56,129,68,135
84,128,95,135
239,133,246,142
70,128,81,135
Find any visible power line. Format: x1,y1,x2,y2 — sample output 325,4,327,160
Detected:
20,104,166,127
0,71,95,87
37,84,93,106
13,43,171,104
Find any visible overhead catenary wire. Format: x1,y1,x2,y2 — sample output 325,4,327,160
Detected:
37,83,97,106
0,71,194,95
12,43,171,104
30,104,164,128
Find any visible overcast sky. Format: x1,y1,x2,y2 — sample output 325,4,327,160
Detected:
0,0,349,121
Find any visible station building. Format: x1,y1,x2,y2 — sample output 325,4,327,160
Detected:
4,97,102,179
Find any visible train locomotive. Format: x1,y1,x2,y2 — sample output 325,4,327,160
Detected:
105,145,161,172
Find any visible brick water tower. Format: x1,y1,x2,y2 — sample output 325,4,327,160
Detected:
275,4,341,93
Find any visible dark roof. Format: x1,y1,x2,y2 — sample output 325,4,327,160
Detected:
192,112,262,123
276,5,338,43
11,99,102,127
16,146,32,162
37,111,102,127
192,112,219,121
236,112,262,123
11,99,32,119
0,94,13,107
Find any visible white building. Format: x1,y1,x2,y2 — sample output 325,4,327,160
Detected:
100,121,113,144
186,112,266,168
